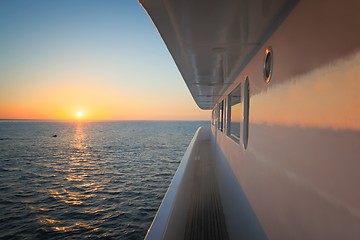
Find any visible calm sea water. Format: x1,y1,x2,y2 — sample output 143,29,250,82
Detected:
0,121,208,239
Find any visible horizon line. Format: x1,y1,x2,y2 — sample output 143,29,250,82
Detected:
0,118,209,122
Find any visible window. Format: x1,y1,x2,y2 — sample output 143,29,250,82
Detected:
223,98,227,132
211,109,215,126
228,84,241,141
218,100,224,132
243,77,250,149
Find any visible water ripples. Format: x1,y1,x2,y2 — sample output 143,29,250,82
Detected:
0,121,207,239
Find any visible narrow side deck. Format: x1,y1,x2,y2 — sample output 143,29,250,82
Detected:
145,126,266,240
145,127,230,240
184,140,229,240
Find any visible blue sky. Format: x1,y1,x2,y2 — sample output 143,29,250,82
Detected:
0,0,208,120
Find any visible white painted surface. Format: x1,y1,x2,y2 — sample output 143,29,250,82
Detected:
145,127,211,240
142,0,360,239
210,1,360,238
139,0,298,109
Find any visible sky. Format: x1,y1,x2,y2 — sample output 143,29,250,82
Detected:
0,0,209,121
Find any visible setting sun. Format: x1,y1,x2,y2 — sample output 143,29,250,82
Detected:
0,0,209,122
76,111,83,118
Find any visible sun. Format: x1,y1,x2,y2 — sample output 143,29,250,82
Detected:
76,111,83,118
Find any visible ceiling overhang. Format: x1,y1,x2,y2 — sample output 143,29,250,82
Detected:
139,0,299,109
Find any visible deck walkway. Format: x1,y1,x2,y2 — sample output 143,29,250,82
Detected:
184,140,229,240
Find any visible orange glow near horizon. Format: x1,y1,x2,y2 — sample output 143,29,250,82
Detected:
2,51,359,124
0,79,210,121
0,100,209,121
0,1,210,122
0,64,210,120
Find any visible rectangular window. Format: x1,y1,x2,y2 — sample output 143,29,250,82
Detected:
218,101,224,132
228,85,241,141
223,98,227,132
211,109,215,126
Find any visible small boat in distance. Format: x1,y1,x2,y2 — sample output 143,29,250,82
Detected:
139,0,360,239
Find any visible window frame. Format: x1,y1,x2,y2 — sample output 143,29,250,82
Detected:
227,84,241,142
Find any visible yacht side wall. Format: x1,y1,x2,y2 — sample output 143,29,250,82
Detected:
211,0,360,239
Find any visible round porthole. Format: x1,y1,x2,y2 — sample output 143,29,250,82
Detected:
263,47,273,84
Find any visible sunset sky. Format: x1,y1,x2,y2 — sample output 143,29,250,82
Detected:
0,0,209,120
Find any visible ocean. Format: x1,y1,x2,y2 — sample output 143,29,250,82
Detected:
0,120,208,239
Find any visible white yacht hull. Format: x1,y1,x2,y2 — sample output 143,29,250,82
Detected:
141,0,360,239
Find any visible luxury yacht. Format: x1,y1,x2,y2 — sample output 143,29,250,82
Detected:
139,0,360,239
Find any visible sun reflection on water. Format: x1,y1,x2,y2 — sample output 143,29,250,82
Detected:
42,122,105,233
2,121,199,239
73,122,87,153
51,221,94,233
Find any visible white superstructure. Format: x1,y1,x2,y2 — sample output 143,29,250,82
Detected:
140,0,360,239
